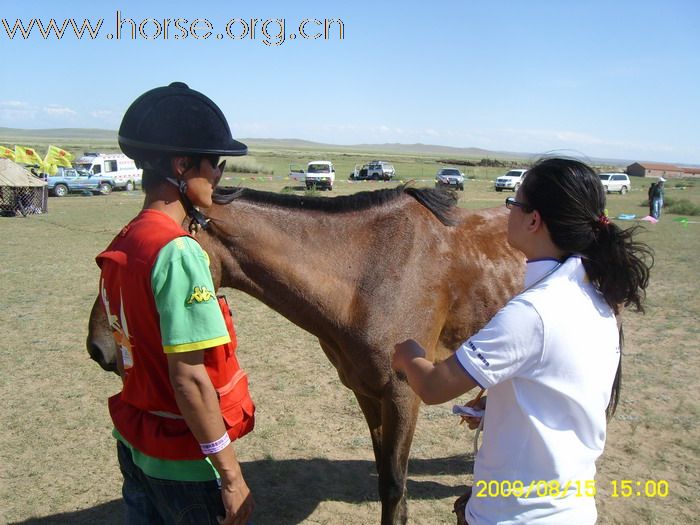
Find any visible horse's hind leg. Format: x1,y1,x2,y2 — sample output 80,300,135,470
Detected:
354,392,383,470
379,380,421,525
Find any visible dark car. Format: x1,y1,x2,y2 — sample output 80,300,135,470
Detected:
435,168,465,191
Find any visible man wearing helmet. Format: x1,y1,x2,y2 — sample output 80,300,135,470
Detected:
96,82,255,525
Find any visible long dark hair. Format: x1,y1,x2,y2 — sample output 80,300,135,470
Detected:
521,157,653,314
521,157,654,417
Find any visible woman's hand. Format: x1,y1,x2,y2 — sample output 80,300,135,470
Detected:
392,339,480,405
462,394,487,430
391,339,426,374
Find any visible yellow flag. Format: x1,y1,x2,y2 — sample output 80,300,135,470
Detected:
45,144,74,167
43,162,58,175
0,145,15,160
14,145,43,165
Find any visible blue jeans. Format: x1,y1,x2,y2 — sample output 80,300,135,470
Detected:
652,198,662,219
117,440,227,525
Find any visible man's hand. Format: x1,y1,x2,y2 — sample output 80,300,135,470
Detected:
218,474,254,525
167,351,254,524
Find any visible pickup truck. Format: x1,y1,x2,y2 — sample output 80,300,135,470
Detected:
46,167,115,197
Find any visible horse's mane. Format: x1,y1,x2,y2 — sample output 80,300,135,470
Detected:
212,184,457,226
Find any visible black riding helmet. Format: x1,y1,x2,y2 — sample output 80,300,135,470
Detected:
118,82,246,231
118,81,247,160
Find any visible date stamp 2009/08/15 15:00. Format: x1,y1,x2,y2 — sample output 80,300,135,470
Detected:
473,479,669,499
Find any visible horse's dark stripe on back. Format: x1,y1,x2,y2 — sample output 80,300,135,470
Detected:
213,185,457,225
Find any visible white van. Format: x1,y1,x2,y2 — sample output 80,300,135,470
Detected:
305,161,335,190
291,160,335,190
73,153,142,191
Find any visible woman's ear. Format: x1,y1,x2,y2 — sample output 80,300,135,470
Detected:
528,210,544,232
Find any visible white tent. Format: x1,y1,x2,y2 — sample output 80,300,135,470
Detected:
0,159,48,216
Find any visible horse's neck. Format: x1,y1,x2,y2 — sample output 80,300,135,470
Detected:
202,201,372,334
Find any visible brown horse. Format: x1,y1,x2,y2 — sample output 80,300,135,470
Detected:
87,185,524,524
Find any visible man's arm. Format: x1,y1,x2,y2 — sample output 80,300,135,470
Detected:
167,350,253,525
391,339,479,405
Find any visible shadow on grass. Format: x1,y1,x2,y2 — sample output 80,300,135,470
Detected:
11,454,473,525
10,499,123,525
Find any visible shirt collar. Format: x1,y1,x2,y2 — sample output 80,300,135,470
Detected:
524,258,562,289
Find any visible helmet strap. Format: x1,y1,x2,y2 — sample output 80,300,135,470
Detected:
165,175,211,233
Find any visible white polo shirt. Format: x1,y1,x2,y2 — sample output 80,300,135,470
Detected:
455,256,619,525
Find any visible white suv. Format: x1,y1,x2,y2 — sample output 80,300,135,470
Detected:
599,173,631,194
367,161,396,180
494,169,528,192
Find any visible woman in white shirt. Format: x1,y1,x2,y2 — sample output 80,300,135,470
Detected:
392,157,652,525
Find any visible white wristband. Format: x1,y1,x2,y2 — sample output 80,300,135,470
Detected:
200,433,231,455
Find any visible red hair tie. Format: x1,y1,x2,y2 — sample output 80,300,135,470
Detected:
598,214,611,226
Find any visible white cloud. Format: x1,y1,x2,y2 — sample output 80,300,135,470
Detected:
0,100,39,122
1,100,28,108
0,100,79,125
44,105,77,117
90,109,120,123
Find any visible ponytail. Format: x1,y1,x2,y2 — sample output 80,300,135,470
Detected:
581,222,653,314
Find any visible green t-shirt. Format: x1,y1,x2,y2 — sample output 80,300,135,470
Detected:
151,236,230,353
114,429,219,481
118,237,230,480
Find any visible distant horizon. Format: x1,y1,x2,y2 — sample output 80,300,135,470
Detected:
1,126,698,168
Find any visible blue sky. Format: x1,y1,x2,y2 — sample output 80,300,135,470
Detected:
1,0,698,164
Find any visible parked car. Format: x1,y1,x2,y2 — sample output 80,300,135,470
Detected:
73,152,142,191
494,169,528,192
599,173,631,194
435,168,465,191
46,167,115,197
305,161,335,190
350,161,396,181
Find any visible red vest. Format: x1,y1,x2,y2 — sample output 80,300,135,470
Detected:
96,210,254,460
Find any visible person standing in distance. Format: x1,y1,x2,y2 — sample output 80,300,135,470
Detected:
392,157,652,525
96,82,255,525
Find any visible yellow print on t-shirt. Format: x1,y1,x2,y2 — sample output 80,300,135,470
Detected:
187,286,215,304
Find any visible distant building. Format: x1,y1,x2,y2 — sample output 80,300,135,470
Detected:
681,167,700,178
626,162,689,178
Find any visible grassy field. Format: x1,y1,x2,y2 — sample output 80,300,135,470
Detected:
1,148,698,524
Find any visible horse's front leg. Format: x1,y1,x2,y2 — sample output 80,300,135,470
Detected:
353,391,383,470
379,379,421,525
